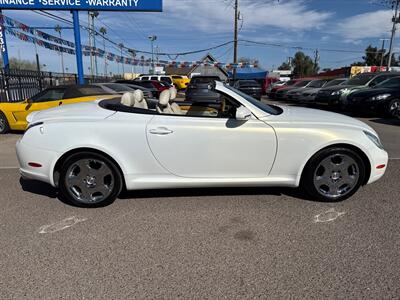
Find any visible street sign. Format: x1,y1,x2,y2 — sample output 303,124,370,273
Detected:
0,0,162,11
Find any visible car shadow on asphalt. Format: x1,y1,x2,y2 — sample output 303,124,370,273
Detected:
19,178,320,206
119,186,317,202
19,178,58,199
370,118,400,126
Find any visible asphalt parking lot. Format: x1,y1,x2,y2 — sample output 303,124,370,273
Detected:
1,101,399,299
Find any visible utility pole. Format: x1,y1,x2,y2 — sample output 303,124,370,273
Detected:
388,0,400,69
118,43,124,76
379,38,390,70
55,25,65,76
232,0,239,82
99,27,107,76
314,49,319,73
129,49,136,75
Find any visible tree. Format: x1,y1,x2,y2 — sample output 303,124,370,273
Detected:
351,44,399,67
0,58,37,70
278,62,291,70
292,51,318,77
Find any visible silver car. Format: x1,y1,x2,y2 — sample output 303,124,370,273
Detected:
296,78,348,104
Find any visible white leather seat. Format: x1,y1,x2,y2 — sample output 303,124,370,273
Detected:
121,92,136,107
157,90,173,114
169,87,184,115
133,89,148,109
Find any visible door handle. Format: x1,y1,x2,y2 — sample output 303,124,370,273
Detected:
149,127,173,135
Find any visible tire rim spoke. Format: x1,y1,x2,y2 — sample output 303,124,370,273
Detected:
65,158,114,204
313,153,359,199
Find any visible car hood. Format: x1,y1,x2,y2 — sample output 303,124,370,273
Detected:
349,87,394,98
262,106,376,133
27,100,115,124
300,87,320,94
320,84,363,92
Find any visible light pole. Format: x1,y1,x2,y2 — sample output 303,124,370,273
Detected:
232,0,239,82
148,35,157,74
55,24,65,76
88,11,99,77
99,27,107,76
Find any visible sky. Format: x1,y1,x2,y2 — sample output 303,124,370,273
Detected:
2,0,398,75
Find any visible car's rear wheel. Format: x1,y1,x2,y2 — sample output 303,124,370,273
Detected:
0,111,10,134
387,99,400,119
59,152,123,207
301,147,365,202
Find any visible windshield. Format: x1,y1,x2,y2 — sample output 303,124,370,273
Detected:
324,79,347,87
225,84,281,115
104,83,134,92
308,80,326,88
346,74,375,86
375,77,400,88
294,80,312,87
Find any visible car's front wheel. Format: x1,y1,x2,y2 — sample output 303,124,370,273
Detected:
301,147,365,202
387,99,400,119
59,152,123,207
0,111,10,134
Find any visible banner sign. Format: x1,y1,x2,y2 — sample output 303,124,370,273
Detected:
0,0,162,11
0,14,75,47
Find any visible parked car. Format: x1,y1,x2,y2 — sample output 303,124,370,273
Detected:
185,75,221,102
171,75,190,90
285,79,329,101
94,83,153,99
115,80,161,98
267,79,300,99
296,78,348,104
18,81,388,207
262,77,279,95
115,80,158,98
137,75,174,87
233,80,262,100
0,85,113,134
315,72,400,107
275,79,314,100
345,76,400,118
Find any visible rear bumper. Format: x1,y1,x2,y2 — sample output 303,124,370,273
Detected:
16,139,59,187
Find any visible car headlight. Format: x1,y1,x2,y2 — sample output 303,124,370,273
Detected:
364,131,384,149
331,90,343,96
370,94,391,101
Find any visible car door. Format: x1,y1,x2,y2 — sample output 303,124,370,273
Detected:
146,112,277,178
12,88,66,126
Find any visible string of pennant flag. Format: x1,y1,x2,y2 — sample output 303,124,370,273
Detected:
1,14,258,69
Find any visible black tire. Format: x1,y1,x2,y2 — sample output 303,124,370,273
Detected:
301,147,365,202
0,111,10,134
387,98,400,119
59,152,123,207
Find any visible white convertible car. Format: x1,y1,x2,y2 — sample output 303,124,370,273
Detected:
16,82,388,207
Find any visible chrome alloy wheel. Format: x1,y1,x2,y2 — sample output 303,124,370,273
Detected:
389,100,400,118
0,116,5,132
313,154,359,199
65,159,115,204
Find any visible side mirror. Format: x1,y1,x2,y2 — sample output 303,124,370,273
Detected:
27,98,33,104
235,106,252,121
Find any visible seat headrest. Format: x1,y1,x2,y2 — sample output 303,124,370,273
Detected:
159,90,171,106
133,89,144,102
169,87,177,100
121,92,135,107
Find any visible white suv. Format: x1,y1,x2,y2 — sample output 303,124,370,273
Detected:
137,75,173,86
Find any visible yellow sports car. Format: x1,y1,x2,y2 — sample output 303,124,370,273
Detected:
0,85,113,134
171,75,190,90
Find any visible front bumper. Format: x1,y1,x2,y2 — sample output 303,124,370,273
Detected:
16,139,59,187
366,146,388,184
